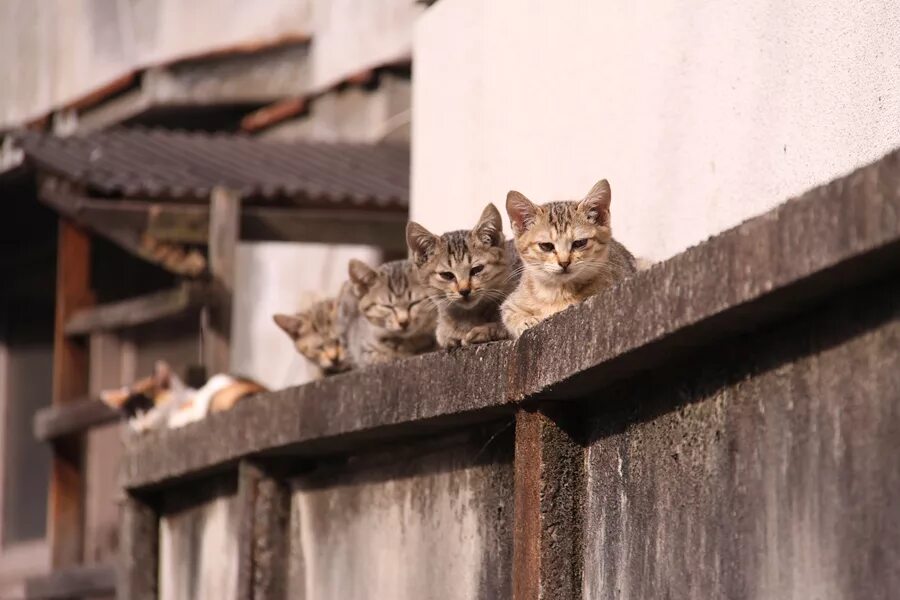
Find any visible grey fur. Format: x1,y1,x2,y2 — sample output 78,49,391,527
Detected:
407,204,520,347
343,259,437,366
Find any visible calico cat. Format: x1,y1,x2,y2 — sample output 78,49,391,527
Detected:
100,361,267,433
406,203,518,347
501,179,636,338
344,259,437,365
273,296,352,376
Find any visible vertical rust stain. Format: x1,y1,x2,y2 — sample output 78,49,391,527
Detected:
512,409,542,600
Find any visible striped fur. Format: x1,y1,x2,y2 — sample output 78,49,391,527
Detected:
407,204,518,347
273,296,351,377
502,179,637,337
344,259,437,366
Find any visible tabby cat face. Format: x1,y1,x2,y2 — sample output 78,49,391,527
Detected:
406,204,510,308
506,179,613,284
347,259,436,335
273,299,350,374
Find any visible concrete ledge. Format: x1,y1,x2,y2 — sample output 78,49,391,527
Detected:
122,148,900,491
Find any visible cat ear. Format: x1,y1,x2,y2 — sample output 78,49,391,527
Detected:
273,313,305,337
579,179,611,226
100,387,130,410
348,259,378,296
472,203,503,247
506,191,540,236
406,222,439,266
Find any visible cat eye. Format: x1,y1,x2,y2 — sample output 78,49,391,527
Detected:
538,242,555,252
469,265,484,276
439,271,455,281
571,239,589,250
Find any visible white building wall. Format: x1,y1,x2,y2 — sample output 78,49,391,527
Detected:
411,0,900,262
232,243,380,390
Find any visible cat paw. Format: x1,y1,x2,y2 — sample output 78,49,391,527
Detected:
509,317,541,338
462,324,509,346
440,336,463,349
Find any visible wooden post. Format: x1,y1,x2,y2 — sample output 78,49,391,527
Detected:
512,408,585,600
236,461,290,600
47,221,94,568
118,495,158,600
204,187,240,375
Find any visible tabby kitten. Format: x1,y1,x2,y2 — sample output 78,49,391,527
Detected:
344,259,437,365
406,204,517,347
501,179,636,338
273,297,351,376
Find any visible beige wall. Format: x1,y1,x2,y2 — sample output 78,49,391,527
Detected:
411,0,900,262
233,242,380,389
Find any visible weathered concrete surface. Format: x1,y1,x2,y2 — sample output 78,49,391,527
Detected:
123,340,515,490
512,410,584,600
287,427,514,600
122,147,900,491
583,277,900,600
158,478,241,600
513,145,900,402
117,497,158,600
234,461,291,600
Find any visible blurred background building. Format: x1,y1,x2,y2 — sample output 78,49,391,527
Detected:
0,1,418,597
0,1,898,598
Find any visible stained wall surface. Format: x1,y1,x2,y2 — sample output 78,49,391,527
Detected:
287,429,514,600
582,278,900,600
158,479,241,600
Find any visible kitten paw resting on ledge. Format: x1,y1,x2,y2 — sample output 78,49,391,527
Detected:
501,179,637,338
406,203,520,348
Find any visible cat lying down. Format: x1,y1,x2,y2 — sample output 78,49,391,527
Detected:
100,361,267,433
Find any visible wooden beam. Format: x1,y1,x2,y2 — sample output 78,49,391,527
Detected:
24,563,116,599
204,187,239,375
512,409,584,600
64,282,209,336
34,397,118,442
39,182,207,276
48,221,94,569
241,205,407,251
240,97,306,133
38,189,408,250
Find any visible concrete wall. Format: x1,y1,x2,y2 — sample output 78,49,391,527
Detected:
287,431,513,600
582,278,900,599
262,74,411,143
412,0,900,261
159,483,241,600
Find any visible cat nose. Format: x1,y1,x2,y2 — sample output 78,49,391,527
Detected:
459,288,471,298
559,260,571,271
397,318,410,329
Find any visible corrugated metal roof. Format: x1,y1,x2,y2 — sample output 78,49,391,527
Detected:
17,128,410,210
